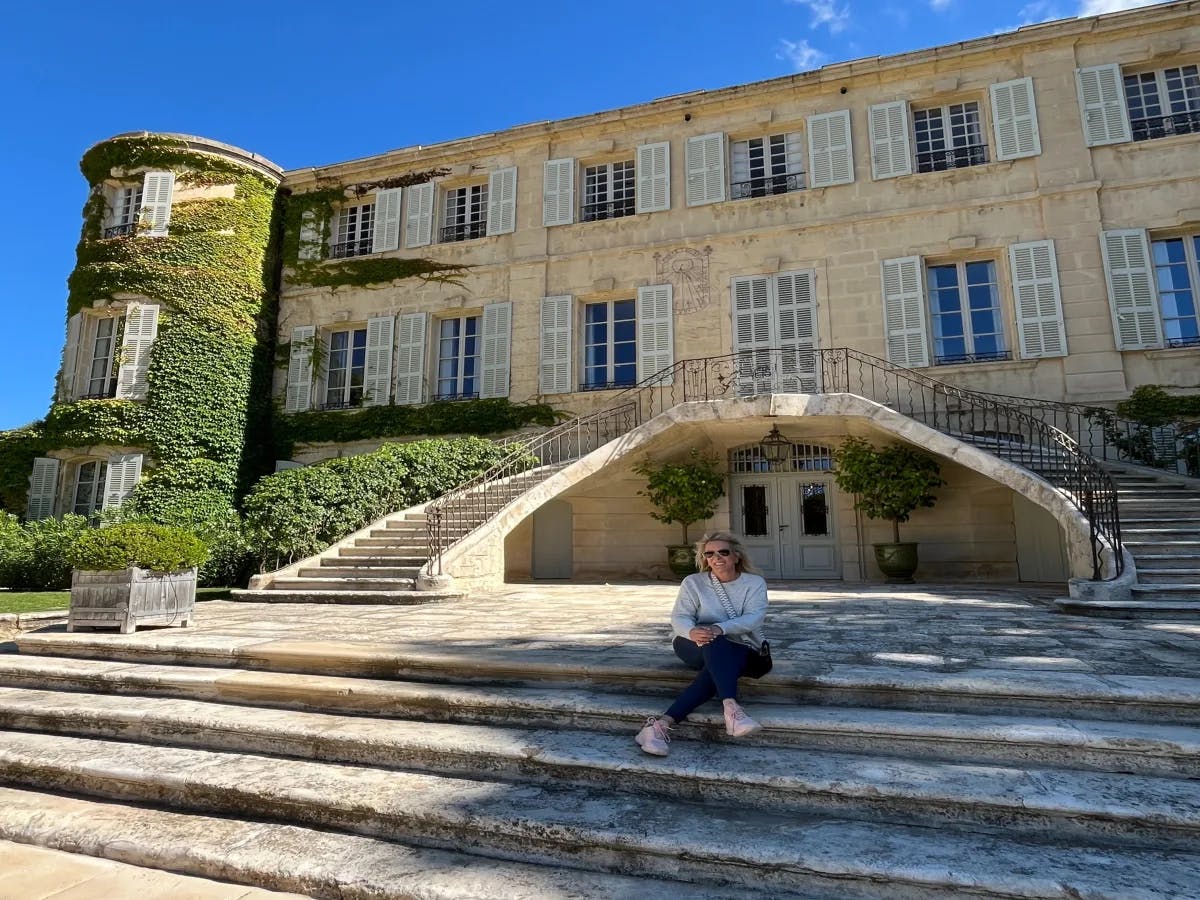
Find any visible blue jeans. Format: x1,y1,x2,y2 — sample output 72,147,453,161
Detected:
664,635,751,722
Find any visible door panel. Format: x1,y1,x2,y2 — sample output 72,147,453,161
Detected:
732,475,839,579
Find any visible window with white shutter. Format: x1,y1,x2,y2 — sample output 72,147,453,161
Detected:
807,109,854,188
880,256,929,368
1123,65,1200,141
115,303,159,400
1149,233,1200,348
685,133,726,206
102,453,143,511
636,284,674,384
285,325,315,413
480,301,512,399
394,312,427,405
405,182,435,248
141,171,175,237
990,77,1042,160
331,203,375,258
26,458,60,522
60,313,82,401
1076,64,1133,147
925,259,1006,365
436,315,480,400
543,158,575,227
103,182,144,238
441,183,489,243
913,102,988,171
486,167,517,236
539,295,572,394
371,188,402,253
868,101,912,180
582,159,636,221
731,271,819,394
1101,229,1163,350
1009,240,1067,359
363,315,395,406
582,299,637,390
730,132,806,199
298,209,323,261
774,270,820,393
635,142,670,213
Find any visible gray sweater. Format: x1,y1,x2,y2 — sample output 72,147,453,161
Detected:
670,571,768,650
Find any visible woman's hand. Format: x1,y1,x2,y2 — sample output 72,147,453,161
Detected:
689,625,722,646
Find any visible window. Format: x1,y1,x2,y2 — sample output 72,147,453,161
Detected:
82,316,120,399
582,299,636,390
1124,66,1200,141
105,185,143,238
323,327,367,409
71,460,107,519
331,203,375,259
582,160,635,222
441,184,488,243
437,316,480,399
913,102,987,172
927,260,1008,365
731,133,805,199
1151,235,1200,348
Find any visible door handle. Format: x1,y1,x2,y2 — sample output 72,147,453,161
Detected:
779,523,789,531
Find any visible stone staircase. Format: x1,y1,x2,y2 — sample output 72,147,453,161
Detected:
1,629,1198,898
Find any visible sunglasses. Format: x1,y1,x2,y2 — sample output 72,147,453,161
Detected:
702,549,734,558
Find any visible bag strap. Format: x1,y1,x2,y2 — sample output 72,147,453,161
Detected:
708,573,765,647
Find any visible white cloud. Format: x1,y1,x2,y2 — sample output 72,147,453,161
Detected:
788,0,852,33
930,0,954,9
1078,0,1164,14
778,38,830,71
1015,1,1067,25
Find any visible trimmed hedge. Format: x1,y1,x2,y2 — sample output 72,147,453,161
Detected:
68,523,209,573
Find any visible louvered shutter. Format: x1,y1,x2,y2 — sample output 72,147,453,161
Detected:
990,77,1042,160
685,133,726,206
1009,240,1067,359
636,142,671,213
394,313,427,405
775,271,820,392
363,315,395,406
868,102,912,180
60,313,82,401
486,167,517,236
115,303,159,400
880,256,929,368
298,209,323,261
285,325,315,413
480,302,512,399
371,188,402,253
539,295,572,394
141,171,174,236
405,183,435,248
26,458,59,521
731,275,774,396
103,453,143,510
1076,64,1132,147
1101,229,1163,350
808,110,855,188
543,158,575,227
637,284,674,384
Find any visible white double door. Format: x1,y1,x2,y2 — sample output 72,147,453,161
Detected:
731,474,839,579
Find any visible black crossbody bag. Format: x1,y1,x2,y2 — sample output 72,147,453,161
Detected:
709,573,773,679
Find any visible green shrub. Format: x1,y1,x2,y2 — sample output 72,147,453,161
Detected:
0,514,92,591
633,450,727,545
242,437,515,569
68,523,209,573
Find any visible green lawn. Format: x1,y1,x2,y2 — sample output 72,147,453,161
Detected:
0,587,232,615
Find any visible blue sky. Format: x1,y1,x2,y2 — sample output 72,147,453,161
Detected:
0,0,1171,430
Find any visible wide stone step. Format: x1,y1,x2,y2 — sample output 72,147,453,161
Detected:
0,787,723,900
268,576,416,591
1,731,1198,896
1054,598,1200,620
229,589,460,604
1131,585,1200,603
334,547,426,563
298,565,419,578
1137,569,1200,584
353,536,428,549
1128,553,1200,570
1123,527,1200,538
369,527,426,539
1123,540,1200,555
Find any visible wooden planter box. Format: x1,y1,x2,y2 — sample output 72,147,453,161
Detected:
69,567,197,634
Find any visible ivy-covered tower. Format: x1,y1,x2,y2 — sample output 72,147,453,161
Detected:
7,133,282,578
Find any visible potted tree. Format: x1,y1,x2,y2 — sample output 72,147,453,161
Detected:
67,523,209,633
832,437,944,583
634,449,726,578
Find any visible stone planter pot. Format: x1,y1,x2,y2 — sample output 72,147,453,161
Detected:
69,567,197,634
873,542,919,583
667,545,698,579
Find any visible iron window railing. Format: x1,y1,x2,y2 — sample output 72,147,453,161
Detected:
581,198,635,222
1131,110,1200,141
330,238,373,259
440,220,488,243
916,143,989,173
934,350,1012,366
102,222,139,238
731,172,805,199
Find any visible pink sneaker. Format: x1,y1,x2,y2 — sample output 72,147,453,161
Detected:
634,716,672,756
724,701,761,737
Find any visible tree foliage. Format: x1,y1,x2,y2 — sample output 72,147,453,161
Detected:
832,437,944,543
634,450,726,545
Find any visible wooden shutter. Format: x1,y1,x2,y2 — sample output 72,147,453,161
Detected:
371,188,403,253
685,133,726,206
115,303,159,400
486,167,517,236
990,77,1042,160
405,182,435,248
60,312,82,401
775,270,820,392
880,256,929,368
731,274,774,396
103,453,143,510
1101,229,1162,350
394,312,427,405
539,295,572,394
868,102,912,180
636,142,671,213
298,209,322,261
363,315,395,406
543,158,575,227
284,325,315,413
807,110,855,188
637,284,674,384
141,171,174,236
1009,240,1067,359
480,301,512,399
1076,64,1132,147
26,458,59,521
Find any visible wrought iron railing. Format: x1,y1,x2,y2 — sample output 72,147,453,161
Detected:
581,198,635,221
916,143,988,173
426,348,1130,580
330,238,373,259
1131,110,1200,142
731,172,805,200
440,220,487,243
103,222,139,238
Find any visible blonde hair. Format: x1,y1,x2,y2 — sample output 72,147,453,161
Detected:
693,530,758,575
